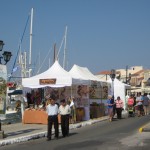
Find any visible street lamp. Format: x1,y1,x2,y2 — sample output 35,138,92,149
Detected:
0,41,12,65
128,73,132,84
2,51,12,64
0,40,4,51
0,40,12,138
110,69,116,97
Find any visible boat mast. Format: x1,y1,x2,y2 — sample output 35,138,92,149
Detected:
54,43,57,63
21,52,27,78
29,8,33,77
63,26,67,69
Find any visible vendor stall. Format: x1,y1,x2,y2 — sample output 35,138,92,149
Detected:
22,61,107,124
22,61,88,124
69,65,106,120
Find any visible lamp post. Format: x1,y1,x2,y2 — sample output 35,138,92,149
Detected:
128,73,132,84
110,69,116,97
0,41,12,65
0,40,12,138
125,65,132,84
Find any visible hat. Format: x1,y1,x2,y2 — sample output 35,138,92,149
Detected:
60,99,65,103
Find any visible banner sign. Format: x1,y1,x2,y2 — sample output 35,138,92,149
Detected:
0,64,7,116
39,79,56,85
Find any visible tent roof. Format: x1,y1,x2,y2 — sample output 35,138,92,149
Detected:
107,78,131,89
69,65,90,80
69,64,103,82
22,61,73,88
82,67,104,82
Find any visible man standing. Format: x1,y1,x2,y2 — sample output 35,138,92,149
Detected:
59,99,71,137
46,95,59,141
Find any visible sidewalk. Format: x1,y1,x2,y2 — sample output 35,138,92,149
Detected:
0,116,109,147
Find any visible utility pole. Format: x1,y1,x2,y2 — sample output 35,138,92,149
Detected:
126,65,128,84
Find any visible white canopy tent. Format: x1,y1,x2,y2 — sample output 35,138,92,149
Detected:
108,78,131,109
22,61,87,88
69,64,103,83
69,64,106,121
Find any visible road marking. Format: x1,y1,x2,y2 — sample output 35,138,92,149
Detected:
139,127,143,133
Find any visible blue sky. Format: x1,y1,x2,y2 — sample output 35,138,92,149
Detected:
0,0,150,76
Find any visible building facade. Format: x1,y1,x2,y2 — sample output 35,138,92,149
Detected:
96,66,150,94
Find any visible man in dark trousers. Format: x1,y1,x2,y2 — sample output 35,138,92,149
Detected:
59,99,71,137
46,95,59,141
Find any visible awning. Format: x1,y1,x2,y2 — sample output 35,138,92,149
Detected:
8,90,23,96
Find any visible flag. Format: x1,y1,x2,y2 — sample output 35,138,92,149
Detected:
12,66,19,73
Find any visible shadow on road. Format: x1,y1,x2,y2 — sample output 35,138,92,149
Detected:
5,128,42,137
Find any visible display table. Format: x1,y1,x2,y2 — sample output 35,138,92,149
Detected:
23,110,61,124
90,104,105,118
23,110,48,124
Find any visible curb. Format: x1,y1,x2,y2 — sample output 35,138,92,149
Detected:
142,128,150,132
139,127,150,133
139,122,150,133
0,116,108,147
0,132,47,147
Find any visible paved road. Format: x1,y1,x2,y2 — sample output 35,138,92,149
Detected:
1,115,150,150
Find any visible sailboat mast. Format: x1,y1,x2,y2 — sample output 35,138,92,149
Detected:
63,26,67,69
29,8,33,77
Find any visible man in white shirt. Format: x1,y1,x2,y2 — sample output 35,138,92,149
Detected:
46,95,59,141
59,99,71,137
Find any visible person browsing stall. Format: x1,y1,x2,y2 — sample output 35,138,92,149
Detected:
46,95,59,141
59,99,71,137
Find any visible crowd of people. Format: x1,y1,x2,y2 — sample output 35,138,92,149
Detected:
127,92,150,117
106,92,150,122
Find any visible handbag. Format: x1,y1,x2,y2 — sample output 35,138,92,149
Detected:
122,109,128,118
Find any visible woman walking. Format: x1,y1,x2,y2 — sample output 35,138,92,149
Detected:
115,96,124,119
